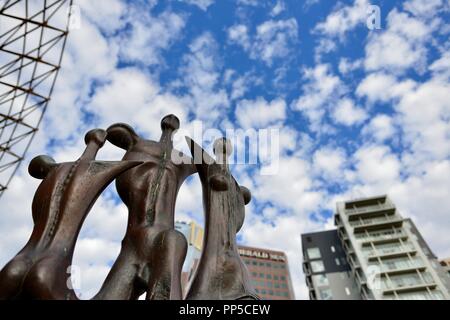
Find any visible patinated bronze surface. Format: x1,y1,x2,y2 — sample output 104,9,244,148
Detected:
0,129,142,300
184,137,258,300
96,115,196,300
0,114,258,300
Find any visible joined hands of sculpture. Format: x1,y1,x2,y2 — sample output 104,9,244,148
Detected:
0,114,259,300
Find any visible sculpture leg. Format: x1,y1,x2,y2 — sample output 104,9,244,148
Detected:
146,230,187,300
93,249,145,300
0,255,32,299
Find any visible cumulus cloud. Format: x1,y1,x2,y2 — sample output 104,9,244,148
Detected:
332,98,367,126
180,0,215,11
364,9,438,73
314,0,370,39
235,97,286,129
292,64,347,131
228,18,298,66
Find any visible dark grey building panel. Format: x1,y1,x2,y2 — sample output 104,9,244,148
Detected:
302,229,360,300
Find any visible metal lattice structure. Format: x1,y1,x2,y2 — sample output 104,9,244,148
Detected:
0,0,72,198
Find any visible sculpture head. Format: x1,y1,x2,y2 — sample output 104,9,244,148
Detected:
106,123,139,151
186,136,251,233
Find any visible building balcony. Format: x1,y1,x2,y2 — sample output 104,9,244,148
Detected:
382,281,437,294
355,230,408,244
372,260,427,276
350,216,403,232
366,246,417,261
345,202,395,219
338,228,349,241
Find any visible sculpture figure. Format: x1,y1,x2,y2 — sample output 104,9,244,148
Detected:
96,115,196,300
0,114,258,300
0,129,141,300
184,137,259,300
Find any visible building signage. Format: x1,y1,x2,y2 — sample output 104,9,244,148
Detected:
239,248,286,262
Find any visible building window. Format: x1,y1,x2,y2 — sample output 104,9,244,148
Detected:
274,275,279,280
259,273,264,278
318,288,332,300
312,274,329,287
307,247,321,259
345,287,351,295
266,262,271,267
330,246,336,253
280,276,286,281
259,262,264,266
310,260,325,273
335,258,341,266
267,274,272,279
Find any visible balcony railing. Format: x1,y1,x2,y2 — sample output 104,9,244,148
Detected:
349,215,402,228
345,202,394,216
355,230,407,243
363,244,416,259
381,274,436,293
370,259,426,274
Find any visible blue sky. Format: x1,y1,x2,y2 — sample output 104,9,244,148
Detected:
1,0,450,300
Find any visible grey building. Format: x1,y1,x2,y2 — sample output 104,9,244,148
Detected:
302,195,450,300
302,229,360,300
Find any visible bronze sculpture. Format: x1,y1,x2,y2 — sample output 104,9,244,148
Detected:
184,137,258,300
0,114,259,300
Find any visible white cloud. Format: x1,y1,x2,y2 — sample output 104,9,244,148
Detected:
119,10,186,66
271,1,286,16
86,67,187,139
403,0,446,18
314,0,370,39
332,98,367,126
292,64,345,131
338,58,363,74
235,97,286,129
364,9,438,73
354,144,401,186
179,32,230,123
180,0,214,11
356,72,416,103
228,18,298,66
362,114,396,142
313,147,346,179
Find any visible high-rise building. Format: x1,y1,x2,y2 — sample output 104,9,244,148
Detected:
302,230,360,300
302,195,450,300
175,221,204,295
239,245,295,300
